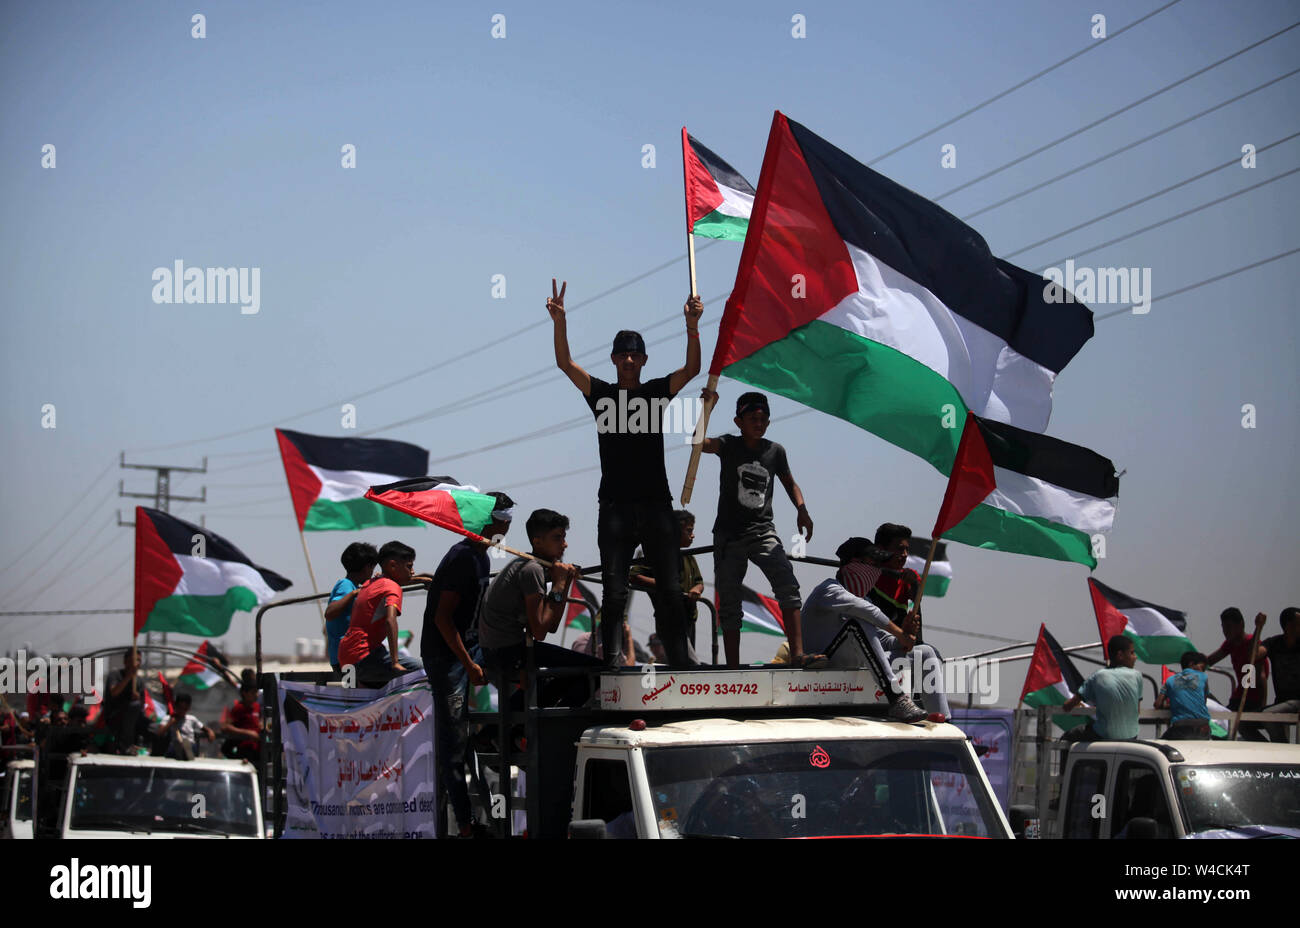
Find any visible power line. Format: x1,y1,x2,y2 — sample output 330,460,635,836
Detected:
866,0,1187,165
1095,246,1300,321
1037,164,1300,269
933,20,1300,202
0,608,131,616
124,243,719,455
1007,132,1300,259
962,66,1300,222
0,458,115,578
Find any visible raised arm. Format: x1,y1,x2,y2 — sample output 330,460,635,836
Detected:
667,295,703,394
548,279,591,396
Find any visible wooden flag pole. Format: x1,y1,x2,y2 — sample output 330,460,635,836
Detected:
297,529,327,633
1229,611,1268,740
907,537,940,642
680,229,717,505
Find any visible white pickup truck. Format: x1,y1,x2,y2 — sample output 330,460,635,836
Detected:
55,754,264,839
1029,739,1300,839
568,714,1010,838
461,666,1012,839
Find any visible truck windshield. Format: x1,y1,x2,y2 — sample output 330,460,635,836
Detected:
1172,764,1300,835
643,740,1003,838
69,766,258,836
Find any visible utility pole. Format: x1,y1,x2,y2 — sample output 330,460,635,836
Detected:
118,453,207,670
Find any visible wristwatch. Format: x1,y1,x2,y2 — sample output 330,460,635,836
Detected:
547,588,566,604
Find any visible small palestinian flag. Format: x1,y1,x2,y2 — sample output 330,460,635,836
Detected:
276,429,429,532
905,538,951,598
564,578,602,632
142,686,168,725
134,508,292,637
1020,624,1084,708
364,477,499,539
156,672,175,715
714,584,786,637
683,129,755,242
1161,665,1229,738
1089,578,1193,665
932,411,1119,568
179,641,228,690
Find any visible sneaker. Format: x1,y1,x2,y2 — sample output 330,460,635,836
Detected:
887,695,927,723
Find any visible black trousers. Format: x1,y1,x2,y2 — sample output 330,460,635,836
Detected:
597,500,696,666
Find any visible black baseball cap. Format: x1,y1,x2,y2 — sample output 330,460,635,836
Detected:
611,330,646,355
735,391,770,417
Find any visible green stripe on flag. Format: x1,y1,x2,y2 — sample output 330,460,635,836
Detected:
451,491,497,536
692,209,749,241
725,320,967,475
945,503,1097,568
142,588,260,637
923,575,950,597
304,497,424,532
1124,631,1196,666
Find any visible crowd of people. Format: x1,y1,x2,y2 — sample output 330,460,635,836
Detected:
1062,606,1299,743
0,653,267,765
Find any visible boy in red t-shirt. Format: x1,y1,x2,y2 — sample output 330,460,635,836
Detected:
338,541,425,686
221,684,262,764
1207,607,1271,741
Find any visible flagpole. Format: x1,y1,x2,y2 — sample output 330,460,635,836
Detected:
907,538,940,643
1229,612,1268,740
297,529,327,633
680,219,716,503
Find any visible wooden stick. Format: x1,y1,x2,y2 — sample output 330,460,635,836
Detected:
907,537,940,643
1229,612,1268,740
297,529,326,633
681,373,718,505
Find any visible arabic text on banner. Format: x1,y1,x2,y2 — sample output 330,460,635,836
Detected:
276,671,437,839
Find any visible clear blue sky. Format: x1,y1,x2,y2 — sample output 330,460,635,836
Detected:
2,0,1296,700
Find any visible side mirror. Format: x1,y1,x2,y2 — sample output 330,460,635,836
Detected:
1122,816,1158,839
568,818,608,839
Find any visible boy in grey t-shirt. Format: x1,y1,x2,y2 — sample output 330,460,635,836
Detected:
477,509,600,701
700,389,815,668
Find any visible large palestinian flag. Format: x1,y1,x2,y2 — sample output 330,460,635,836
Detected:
364,477,499,539
683,129,755,242
931,411,1119,567
179,640,230,690
134,508,291,636
1090,577,1193,665
276,429,429,532
710,112,1094,477
713,584,786,637
905,538,951,598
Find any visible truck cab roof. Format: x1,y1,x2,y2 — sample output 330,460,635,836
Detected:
67,753,257,774
1064,738,1300,766
578,715,964,749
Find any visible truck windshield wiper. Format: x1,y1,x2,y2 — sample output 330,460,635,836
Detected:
162,820,239,837
71,816,153,834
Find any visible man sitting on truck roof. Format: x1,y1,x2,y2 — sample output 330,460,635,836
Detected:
1062,635,1143,742
477,509,601,707
1155,651,1212,740
799,537,938,723
1262,606,1300,743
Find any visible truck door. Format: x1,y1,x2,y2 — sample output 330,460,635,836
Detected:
578,755,637,839
1108,761,1175,839
1061,757,1110,838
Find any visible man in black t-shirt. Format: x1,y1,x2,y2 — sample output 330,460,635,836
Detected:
104,648,150,753
1263,606,1300,742
548,278,703,666
420,490,514,836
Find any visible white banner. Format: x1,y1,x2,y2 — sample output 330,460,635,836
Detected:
276,672,436,839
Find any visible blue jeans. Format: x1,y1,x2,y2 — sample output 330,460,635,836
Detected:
425,648,476,836
872,633,952,719
598,501,696,666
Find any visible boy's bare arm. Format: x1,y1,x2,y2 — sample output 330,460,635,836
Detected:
384,605,402,668
779,471,814,541
323,589,357,621
668,295,704,394
548,279,591,395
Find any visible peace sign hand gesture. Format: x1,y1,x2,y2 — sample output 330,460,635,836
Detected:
546,279,567,322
